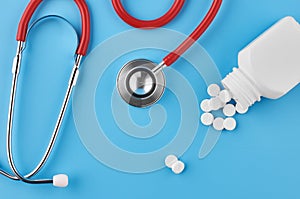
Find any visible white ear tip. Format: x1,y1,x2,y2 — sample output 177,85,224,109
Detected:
53,174,68,188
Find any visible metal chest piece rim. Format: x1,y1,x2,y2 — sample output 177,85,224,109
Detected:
117,59,166,108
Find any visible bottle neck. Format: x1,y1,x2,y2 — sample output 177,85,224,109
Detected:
222,68,262,109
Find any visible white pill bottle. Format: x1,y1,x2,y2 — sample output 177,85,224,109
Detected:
222,16,300,110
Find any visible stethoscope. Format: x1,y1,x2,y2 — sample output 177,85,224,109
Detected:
114,0,222,107
0,0,90,187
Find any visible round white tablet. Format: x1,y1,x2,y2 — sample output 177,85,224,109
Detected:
224,117,237,131
213,117,224,131
171,161,185,174
219,89,232,103
236,103,248,114
223,104,236,117
200,99,211,112
200,113,214,126
207,84,221,97
209,97,223,111
165,155,178,168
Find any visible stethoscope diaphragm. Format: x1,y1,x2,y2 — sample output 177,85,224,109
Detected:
117,59,166,107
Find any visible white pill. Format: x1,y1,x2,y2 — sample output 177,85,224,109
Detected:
165,155,178,168
209,97,224,111
224,117,237,131
200,99,211,112
236,103,248,114
201,113,214,126
213,117,224,131
207,84,221,97
219,89,232,103
223,104,236,117
171,161,185,174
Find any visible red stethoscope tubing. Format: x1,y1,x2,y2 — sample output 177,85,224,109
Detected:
16,0,91,56
112,0,185,29
112,0,222,66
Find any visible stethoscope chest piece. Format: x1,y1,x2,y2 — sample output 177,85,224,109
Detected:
117,59,166,108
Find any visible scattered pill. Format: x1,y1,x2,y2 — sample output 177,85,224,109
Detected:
209,97,223,111
213,117,224,131
207,84,221,97
223,104,236,117
236,103,248,114
223,117,237,131
201,113,214,126
165,155,178,168
200,99,211,112
200,85,246,131
171,161,185,174
219,89,232,103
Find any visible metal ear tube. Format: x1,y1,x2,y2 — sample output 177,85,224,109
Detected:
0,0,91,187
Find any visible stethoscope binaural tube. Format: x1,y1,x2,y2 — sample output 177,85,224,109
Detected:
17,0,90,56
0,0,91,187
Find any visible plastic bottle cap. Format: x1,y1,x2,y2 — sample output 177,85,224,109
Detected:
219,89,232,103
165,155,178,168
201,113,214,126
224,117,237,131
223,104,236,117
236,103,248,114
213,117,224,131
200,99,211,112
207,84,221,97
171,161,185,174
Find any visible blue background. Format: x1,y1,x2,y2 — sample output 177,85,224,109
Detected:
0,0,300,198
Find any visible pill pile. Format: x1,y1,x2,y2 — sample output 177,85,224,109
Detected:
165,155,185,174
200,84,249,131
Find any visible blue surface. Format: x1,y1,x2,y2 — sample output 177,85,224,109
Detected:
0,0,300,198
